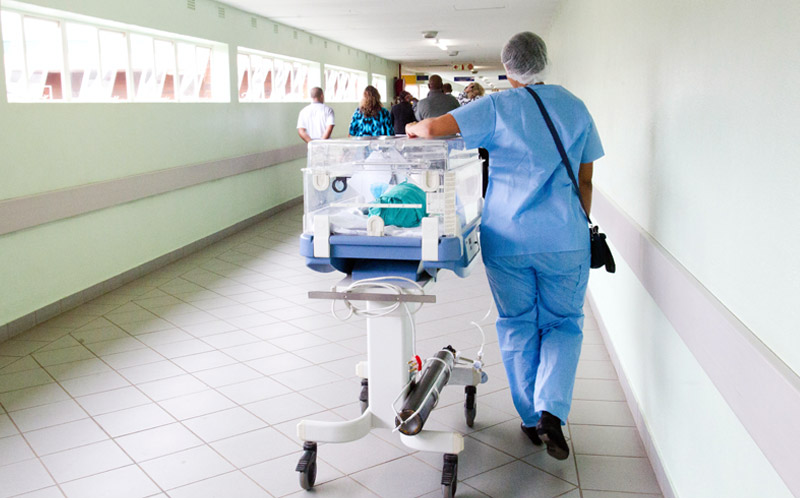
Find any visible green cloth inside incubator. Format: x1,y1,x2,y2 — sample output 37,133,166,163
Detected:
368,181,427,228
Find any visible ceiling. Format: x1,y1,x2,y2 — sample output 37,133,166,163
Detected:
216,0,562,90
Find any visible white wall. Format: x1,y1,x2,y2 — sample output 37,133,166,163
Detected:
547,0,799,496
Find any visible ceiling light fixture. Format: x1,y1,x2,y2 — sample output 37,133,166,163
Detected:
422,31,438,39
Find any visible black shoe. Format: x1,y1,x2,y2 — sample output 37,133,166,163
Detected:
520,422,543,446
536,411,570,460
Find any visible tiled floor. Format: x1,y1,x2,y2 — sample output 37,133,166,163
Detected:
0,205,663,498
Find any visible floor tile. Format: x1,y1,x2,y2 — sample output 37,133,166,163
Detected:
95,403,175,437
576,359,618,380
568,400,635,427
31,346,97,368
44,358,111,382
9,399,87,432
350,456,441,497
0,356,40,375
415,435,516,480
522,449,579,485
115,423,203,462
271,365,342,392
24,418,107,456
193,363,263,388
183,407,267,442
293,343,358,364
171,351,237,372
167,470,269,498
159,389,236,420
101,348,165,370
314,433,407,475
151,339,214,359
575,455,661,494
0,340,48,357
572,378,626,402
0,434,35,467
0,459,55,497
246,352,312,376
1,383,71,412
59,464,161,498
134,329,194,347
581,489,662,498
216,377,292,405
139,445,235,491
13,485,65,498
117,360,186,385
211,427,298,468
245,393,326,424
570,424,646,457
286,476,378,498
137,374,208,401
244,454,340,497
40,440,132,483
0,413,17,437
76,386,151,416
60,371,130,398
464,460,576,498
221,341,285,362
0,368,54,393
470,419,545,459
201,330,260,349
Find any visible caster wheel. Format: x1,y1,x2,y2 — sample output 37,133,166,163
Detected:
295,442,317,490
359,378,369,414
464,386,477,428
441,453,458,498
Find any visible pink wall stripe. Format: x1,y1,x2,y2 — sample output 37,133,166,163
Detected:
0,143,308,236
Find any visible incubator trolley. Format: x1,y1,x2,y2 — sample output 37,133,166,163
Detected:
296,136,488,497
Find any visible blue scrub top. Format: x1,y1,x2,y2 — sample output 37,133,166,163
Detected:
450,84,604,257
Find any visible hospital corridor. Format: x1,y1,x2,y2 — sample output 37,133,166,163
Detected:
0,0,798,498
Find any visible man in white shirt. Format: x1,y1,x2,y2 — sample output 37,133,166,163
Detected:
297,87,335,143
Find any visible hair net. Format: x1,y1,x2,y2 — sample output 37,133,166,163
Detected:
501,32,548,85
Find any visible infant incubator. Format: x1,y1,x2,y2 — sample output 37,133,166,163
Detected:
299,136,483,280
296,136,488,497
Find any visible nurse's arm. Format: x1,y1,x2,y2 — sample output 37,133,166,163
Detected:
578,162,594,216
405,113,460,139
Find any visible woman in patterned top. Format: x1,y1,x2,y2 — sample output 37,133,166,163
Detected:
348,86,394,137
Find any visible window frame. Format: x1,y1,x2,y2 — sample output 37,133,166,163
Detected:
323,64,368,103
1,0,229,103
236,46,320,103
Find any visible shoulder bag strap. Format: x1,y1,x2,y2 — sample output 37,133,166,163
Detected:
524,86,592,225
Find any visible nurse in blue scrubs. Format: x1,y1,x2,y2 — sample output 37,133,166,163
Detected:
405,32,604,461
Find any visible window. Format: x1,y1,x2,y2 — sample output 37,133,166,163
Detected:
324,64,368,102
371,74,387,103
1,3,228,103
237,47,320,102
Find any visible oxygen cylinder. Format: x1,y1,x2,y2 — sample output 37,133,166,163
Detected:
395,346,456,435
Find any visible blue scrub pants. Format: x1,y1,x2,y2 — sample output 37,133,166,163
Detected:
483,249,590,426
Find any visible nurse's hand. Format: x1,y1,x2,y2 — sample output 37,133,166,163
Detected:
406,115,460,139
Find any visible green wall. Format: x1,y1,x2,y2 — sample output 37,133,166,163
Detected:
0,0,399,327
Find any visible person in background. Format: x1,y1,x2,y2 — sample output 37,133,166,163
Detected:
414,74,459,120
296,87,334,143
442,82,453,95
405,31,604,462
391,91,416,135
348,85,394,136
457,82,486,106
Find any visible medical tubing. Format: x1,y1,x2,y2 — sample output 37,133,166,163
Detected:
469,304,492,362
329,276,426,321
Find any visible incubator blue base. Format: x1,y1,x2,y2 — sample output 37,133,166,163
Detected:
299,221,481,281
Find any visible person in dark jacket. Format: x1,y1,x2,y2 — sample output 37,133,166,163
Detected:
390,91,416,135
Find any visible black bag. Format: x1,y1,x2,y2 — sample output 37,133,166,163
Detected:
525,87,615,273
